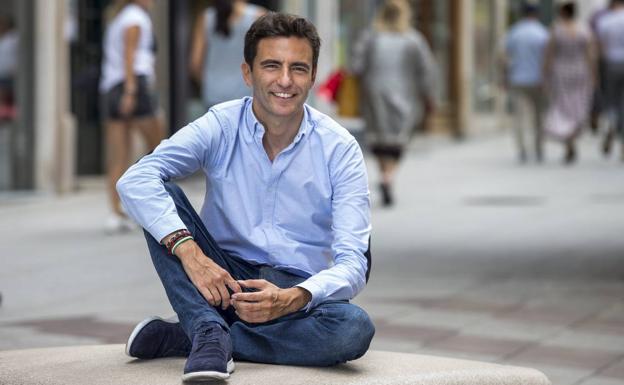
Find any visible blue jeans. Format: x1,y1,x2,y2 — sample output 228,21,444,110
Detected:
144,182,375,366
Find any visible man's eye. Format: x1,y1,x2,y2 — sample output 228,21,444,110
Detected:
293,66,309,73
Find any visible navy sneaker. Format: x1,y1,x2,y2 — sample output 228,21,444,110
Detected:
182,323,234,382
126,315,192,359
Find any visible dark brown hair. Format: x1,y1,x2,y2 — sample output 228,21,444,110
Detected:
215,0,233,37
244,12,321,72
559,2,576,19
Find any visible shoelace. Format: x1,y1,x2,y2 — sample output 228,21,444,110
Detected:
195,328,226,353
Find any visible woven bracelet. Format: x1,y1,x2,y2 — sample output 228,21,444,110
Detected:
171,236,194,255
165,229,192,254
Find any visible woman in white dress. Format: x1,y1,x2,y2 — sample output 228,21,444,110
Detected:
543,2,595,164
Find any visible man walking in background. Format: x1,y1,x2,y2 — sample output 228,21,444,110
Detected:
597,0,624,160
503,2,549,163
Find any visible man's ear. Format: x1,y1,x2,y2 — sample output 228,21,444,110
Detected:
311,68,317,85
241,62,253,87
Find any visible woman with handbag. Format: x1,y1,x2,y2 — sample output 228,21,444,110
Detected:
542,1,595,164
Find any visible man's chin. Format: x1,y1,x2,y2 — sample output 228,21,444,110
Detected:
271,101,302,115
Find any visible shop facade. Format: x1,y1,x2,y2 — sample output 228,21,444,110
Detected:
1,0,606,193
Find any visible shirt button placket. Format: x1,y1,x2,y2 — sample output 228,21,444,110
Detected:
262,160,280,258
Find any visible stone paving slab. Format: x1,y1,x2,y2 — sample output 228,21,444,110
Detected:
1,132,623,385
0,345,550,385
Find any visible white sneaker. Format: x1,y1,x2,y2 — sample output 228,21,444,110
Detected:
123,216,138,231
105,214,137,234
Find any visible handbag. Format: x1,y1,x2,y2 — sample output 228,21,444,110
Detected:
316,69,360,117
336,73,360,117
543,106,576,141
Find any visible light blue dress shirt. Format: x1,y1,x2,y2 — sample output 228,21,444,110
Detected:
117,97,371,309
505,19,550,86
597,9,624,63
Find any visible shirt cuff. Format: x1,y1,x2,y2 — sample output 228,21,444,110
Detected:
295,279,324,312
146,213,188,243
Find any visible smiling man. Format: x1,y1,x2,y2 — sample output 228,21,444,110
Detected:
116,12,374,382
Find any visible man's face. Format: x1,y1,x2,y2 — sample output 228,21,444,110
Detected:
242,37,316,124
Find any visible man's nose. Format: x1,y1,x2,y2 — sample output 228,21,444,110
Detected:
277,68,293,87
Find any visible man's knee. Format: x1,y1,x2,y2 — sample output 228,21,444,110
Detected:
342,305,375,360
318,303,375,365
349,305,375,360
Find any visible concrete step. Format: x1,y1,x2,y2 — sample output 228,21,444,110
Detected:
0,344,550,385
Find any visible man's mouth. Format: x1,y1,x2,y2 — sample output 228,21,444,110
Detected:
271,92,295,99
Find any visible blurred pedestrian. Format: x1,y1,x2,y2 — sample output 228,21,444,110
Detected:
596,0,624,160
190,0,265,109
589,1,614,133
100,0,166,233
542,1,595,164
0,14,17,121
352,0,436,207
503,2,549,163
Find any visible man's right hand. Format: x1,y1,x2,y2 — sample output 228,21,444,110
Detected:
174,240,242,310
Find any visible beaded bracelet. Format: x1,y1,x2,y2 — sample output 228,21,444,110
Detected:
164,229,193,254
171,236,193,255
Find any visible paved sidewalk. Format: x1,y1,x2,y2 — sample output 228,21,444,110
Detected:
1,131,623,385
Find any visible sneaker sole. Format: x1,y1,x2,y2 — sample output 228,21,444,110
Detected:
125,315,180,357
181,359,235,382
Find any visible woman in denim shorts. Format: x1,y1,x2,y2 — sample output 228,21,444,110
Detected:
100,0,165,233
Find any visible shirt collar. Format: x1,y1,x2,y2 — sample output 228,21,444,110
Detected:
293,106,310,144
243,97,311,146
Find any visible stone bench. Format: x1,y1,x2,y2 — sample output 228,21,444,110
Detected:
0,344,550,385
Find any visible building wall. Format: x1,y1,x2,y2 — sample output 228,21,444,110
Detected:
13,0,603,193
34,0,75,193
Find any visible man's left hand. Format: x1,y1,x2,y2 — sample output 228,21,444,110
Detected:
231,280,311,323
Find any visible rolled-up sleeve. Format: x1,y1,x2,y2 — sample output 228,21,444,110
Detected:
297,138,371,309
116,111,226,242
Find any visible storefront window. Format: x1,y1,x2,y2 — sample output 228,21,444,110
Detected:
338,0,376,68
411,0,450,104
70,0,106,176
473,0,497,113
